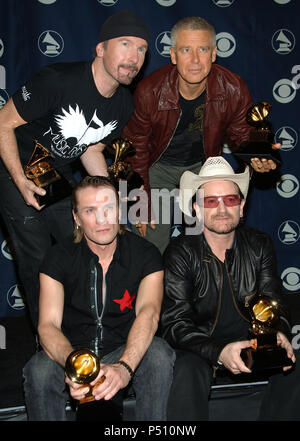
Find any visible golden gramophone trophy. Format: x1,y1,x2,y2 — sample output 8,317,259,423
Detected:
235,101,282,166
24,141,72,206
65,349,105,404
241,294,292,371
107,138,144,193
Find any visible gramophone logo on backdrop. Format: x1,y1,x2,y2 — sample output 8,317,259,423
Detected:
277,174,299,198
275,126,298,151
0,66,5,90
1,239,13,261
281,268,300,292
0,38,4,57
156,31,171,57
155,0,176,5
38,0,57,4
38,30,64,57
216,33,236,58
272,29,295,55
273,78,296,103
0,38,5,91
7,284,25,311
97,0,119,6
278,221,300,245
212,0,235,6
0,89,9,110
273,0,291,4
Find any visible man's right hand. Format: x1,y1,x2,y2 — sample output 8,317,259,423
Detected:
16,176,46,210
135,221,155,237
218,340,255,374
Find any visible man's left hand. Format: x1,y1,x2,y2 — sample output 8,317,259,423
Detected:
90,363,131,401
250,143,281,173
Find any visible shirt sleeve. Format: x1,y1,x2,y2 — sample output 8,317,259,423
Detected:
39,243,68,285
139,240,164,279
12,64,62,123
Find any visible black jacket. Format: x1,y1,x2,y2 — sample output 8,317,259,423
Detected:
161,226,290,365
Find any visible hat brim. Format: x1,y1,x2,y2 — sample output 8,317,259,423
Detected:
179,167,250,217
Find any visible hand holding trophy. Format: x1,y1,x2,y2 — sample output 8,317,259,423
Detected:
235,101,282,166
24,141,72,207
107,138,144,193
65,349,105,404
241,294,292,371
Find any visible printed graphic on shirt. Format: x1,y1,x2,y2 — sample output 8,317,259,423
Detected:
188,104,205,133
43,104,118,158
113,289,136,312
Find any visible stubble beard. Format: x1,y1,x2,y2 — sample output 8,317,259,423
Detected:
205,215,240,235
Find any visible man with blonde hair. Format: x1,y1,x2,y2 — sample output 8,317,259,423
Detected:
23,176,175,421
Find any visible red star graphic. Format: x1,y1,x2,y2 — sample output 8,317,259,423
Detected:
113,289,136,311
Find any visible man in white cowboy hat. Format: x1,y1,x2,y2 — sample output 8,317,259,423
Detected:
161,156,300,421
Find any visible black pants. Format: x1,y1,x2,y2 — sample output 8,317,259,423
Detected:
167,350,214,421
168,349,300,421
0,169,74,328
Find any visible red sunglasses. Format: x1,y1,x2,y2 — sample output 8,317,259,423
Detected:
203,194,241,208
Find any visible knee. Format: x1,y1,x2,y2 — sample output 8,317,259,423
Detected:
173,351,212,386
23,351,63,390
139,337,176,374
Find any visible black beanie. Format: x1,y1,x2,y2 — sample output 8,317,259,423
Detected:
98,10,150,45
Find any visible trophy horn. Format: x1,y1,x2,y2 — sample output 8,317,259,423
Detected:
246,102,271,125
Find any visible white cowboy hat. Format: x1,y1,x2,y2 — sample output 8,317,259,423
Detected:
179,156,250,216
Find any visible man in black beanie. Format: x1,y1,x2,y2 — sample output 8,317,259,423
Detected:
0,10,149,330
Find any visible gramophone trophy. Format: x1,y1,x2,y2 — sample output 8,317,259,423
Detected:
241,294,292,371
24,141,72,206
235,101,282,166
65,349,105,404
107,139,144,193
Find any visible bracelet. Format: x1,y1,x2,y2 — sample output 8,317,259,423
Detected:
117,360,134,379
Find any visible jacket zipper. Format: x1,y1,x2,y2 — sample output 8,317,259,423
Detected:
224,260,249,323
152,110,182,165
209,256,223,336
92,264,106,356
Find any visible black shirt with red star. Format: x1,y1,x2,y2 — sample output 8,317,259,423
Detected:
40,230,163,356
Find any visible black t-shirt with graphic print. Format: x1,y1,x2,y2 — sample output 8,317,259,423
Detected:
12,61,134,177
158,91,205,166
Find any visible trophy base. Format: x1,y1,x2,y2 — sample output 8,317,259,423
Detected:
241,346,292,371
76,395,123,421
36,176,72,206
109,170,144,194
126,171,144,194
234,141,282,166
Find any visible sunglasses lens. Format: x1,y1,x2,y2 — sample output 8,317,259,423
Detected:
204,195,240,208
223,195,240,206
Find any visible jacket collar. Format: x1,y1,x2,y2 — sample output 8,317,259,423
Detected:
202,230,237,267
158,64,180,111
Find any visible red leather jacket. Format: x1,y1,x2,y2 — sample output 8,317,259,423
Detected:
122,63,252,216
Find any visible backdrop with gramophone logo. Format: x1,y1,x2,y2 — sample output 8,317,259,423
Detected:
0,0,299,318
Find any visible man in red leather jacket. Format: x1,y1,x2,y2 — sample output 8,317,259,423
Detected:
122,16,278,253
